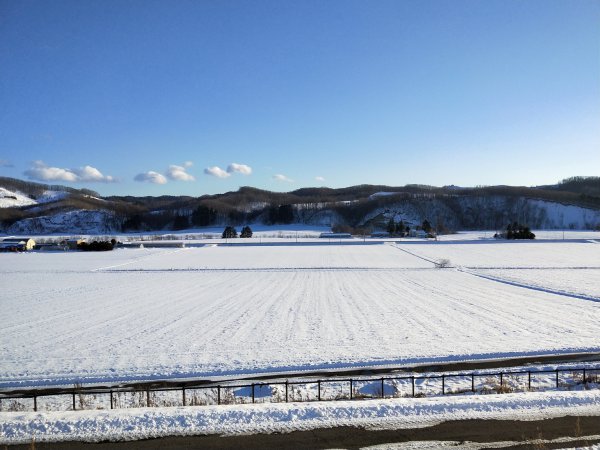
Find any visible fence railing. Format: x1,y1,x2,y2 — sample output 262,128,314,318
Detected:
1,366,598,412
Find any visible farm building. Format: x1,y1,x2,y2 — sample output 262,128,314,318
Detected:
38,243,69,251
319,232,352,239
370,232,390,238
66,239,86,250
0,237,36,251
408,229,429,238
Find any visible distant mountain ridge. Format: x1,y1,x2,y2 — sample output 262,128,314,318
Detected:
1,176,599,234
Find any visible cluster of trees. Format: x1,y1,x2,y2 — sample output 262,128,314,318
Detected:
555,176,600,197
122,203,295,234
331,224,372,235
77,239,116,251
506,222,535,239
386,218,411,236
385,219,436,237
222,225,253,238
266,204,294,224
495,222,535,240
191,205,218,227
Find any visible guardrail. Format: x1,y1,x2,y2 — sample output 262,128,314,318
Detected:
1,366,598,412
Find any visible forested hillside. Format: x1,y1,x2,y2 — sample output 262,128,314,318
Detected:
1,176,599,234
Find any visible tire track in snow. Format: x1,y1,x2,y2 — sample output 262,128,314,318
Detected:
459,268,600,304
388,243,438,265
91,248,187,272
97,267,437,273
389,243,600,303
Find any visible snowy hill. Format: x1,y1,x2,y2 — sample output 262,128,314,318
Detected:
0,187,37,208
5,210,120,234
0,186,71,209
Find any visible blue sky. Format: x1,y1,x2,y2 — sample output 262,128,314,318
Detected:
1,0,598,196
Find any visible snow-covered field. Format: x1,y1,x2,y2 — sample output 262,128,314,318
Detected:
1,242,600,389
468,268,600,300
102,244,432,270
398,241,600,268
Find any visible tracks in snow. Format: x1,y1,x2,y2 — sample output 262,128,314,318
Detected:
459,268,600,303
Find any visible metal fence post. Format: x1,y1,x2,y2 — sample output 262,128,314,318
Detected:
14,365,599,414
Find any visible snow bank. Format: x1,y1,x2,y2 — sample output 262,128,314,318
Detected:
1,390,599,444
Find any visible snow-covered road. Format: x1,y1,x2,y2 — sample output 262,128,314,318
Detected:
1,390,600,444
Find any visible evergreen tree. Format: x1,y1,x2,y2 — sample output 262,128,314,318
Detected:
267,204,295,224
222,226,238,238
506,223,514,239
191,205,217,227
173,214,189,230
387,218,396,235
240,225,253,238
122,214,143,231
396,220,405,236
278,204,294,224
422,219,432,233
505,222,534,239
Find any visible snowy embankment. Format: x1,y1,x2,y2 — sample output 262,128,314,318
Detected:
1,390,599,444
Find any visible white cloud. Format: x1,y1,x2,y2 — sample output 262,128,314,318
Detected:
24,161,115,183
183,161,193,168
73,165,116,182
166,165,195,181
204,166,230,178
315,176,325,182
0,159,14,168
24,161,78,182
273,174,294,183
227,163,252,175
134,171,168,184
